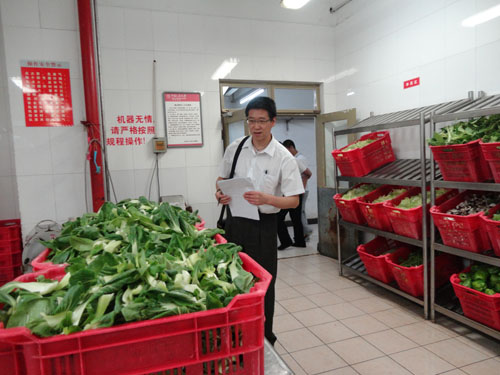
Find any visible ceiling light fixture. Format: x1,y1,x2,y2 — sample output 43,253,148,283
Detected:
225,87,238,96
346,90,355,96
281,0,311,10
462,4,500,27
211,58,239,80
239,88,265,104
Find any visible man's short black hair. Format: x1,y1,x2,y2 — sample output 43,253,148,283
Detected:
245,96,277,119
282,139,295,149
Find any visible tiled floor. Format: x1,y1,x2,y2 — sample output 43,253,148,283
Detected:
274,227,500,375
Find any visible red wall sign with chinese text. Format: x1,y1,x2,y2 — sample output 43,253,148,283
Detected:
20,60,73,127
403,77,420,89
164,92,203,147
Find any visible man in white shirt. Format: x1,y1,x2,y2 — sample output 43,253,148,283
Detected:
278,140,313,249
215,97,303,345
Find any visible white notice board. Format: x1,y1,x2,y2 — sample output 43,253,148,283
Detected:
163,92,203,147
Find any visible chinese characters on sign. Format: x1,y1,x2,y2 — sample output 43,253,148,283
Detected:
164,92,203,147
403,77,420,89
106,115,154,147
20,60,73,127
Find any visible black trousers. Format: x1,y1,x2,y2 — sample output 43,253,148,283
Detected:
277,194,305,247
224,209,278,345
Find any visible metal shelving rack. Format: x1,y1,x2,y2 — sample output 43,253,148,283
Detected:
429,92,500,341
334,97,472,319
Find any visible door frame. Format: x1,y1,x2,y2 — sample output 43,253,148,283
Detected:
221,109,247,149
316,109,357,188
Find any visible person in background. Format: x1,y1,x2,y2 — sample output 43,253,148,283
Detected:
277,140,313,249
215,97,304,345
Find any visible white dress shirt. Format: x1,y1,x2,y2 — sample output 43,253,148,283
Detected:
220,136,304,214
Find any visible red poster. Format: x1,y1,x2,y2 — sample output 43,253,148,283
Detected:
20,60,73,127
163,92,203,147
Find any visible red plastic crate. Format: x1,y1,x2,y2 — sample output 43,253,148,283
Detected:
0,239,22,253
480,203,500,257
332,131,395,177
430,140,492,182
450,269,500,331
480,140,500,183
0,252,270,375
358,185,408,232
32,234,229,272
0,265,22,287
356,237,407,283
384,188,458,239
386,248,459,297
430,191,492,253
333,183,376,225
0,251,21,268
0,219,21,242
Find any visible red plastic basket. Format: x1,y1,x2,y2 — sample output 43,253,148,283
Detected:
356,237,406,284
358,185,408,232
480,203,500,257
430,140,492,182
195,217,206,230
0,265,22,287
386,248,459,297
430,191,492,253
333,183,376,225
480,140,500,183
450,269,500,331
0,219,21,242
384,188,458,240
332,131,395,177
0,239,22,253
0,251,21,268
0,252,270,375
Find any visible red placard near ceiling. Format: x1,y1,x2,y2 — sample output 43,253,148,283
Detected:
20,60,73,127
403,77,420,89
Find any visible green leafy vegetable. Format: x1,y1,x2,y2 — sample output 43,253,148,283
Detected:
0,197,256,338
341,184,379,200
398,251,423,267
428,114,500,146
343,139,375,151
395,189,448,209
372,189,407,204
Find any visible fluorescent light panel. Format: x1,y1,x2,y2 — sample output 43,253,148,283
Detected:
462,4,500,27
211,58,238,80
281,0,311,10
239,88,265,104
346,90,355,96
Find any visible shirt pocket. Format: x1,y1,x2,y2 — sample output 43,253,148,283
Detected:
261,174,279,195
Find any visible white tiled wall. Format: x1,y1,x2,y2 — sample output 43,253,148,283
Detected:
2,0,500,232
95,1,338,227
0,0,86,234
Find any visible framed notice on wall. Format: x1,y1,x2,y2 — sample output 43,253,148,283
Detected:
20,60,73,127
163,92,203,147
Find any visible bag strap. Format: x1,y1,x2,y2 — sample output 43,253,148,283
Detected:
229,135,250,178
218,136,250,224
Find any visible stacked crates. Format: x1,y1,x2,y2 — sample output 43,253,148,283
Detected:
0,219,22,286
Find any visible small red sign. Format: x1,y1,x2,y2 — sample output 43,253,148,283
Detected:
403,77,420,89
21,60,73,127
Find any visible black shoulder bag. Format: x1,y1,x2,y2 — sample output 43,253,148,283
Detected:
217,136,250,229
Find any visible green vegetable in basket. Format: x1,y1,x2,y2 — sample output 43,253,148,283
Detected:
372,189,407,204
428,115,500,146
490,274,500,285
398,252,423,267
472,269,489,281
461,279,472,288
471,280,486,292
493,283,500,293
341,184,379,200
343,139,375,151
492,214,500,221
484,289,496,296
458,272,469,281
0,197,257,338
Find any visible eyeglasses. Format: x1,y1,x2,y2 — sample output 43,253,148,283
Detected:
246,118,271,125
